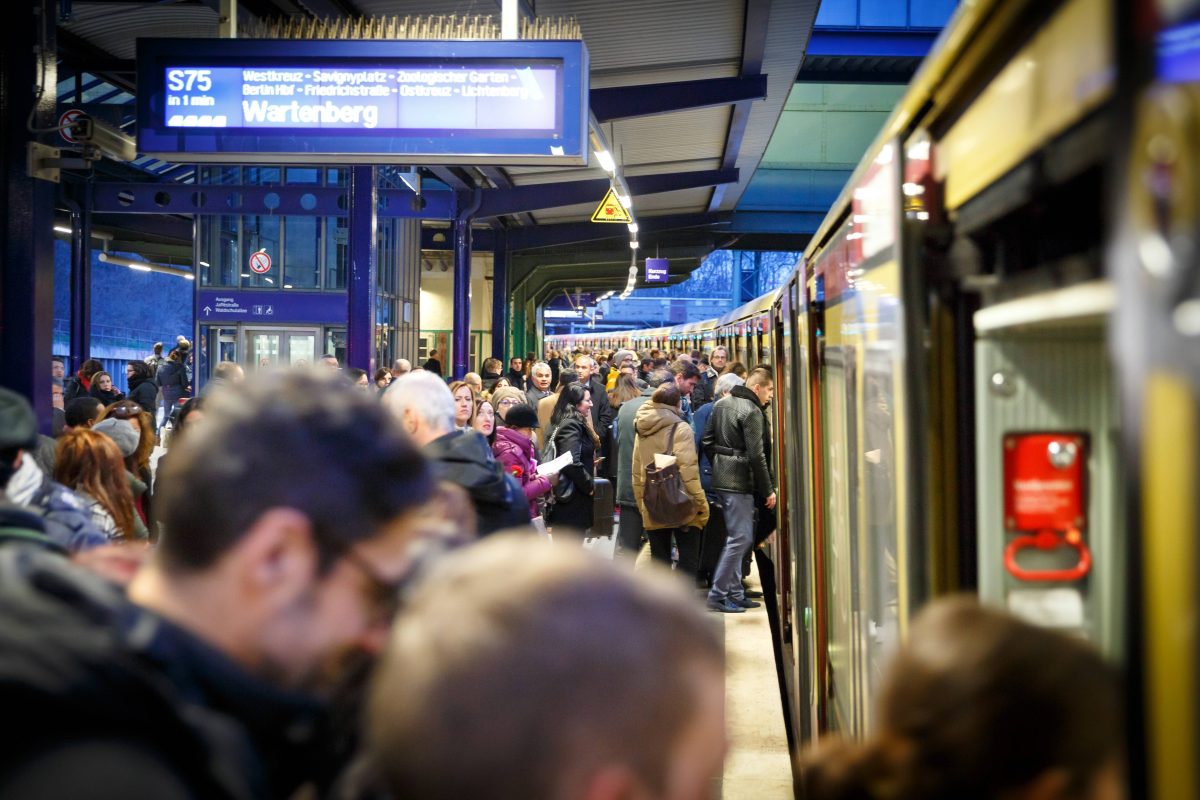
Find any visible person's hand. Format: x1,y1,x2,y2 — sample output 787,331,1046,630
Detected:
765,492,777,510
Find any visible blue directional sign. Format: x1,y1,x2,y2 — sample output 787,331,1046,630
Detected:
645,257,669,283
137,39,588,165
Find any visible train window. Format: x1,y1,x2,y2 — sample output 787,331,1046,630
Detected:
821,346,862,735
862,346,901,728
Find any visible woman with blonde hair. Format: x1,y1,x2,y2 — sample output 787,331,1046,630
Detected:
54,429,139,540
447,380,477,431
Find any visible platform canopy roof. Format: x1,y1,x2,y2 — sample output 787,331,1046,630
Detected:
54,0,946,297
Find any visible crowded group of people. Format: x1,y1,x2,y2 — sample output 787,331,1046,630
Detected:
0,342,1127,799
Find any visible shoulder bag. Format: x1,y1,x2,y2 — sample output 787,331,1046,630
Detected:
642,424,695,528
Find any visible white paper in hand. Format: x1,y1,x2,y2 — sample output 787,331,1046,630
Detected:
536,451,573,477
653,453,677,469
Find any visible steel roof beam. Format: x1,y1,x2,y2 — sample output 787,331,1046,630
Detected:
708,0,770,213
591,75,767,123
475,168,738,219
805,29,939,59
56,30,136,93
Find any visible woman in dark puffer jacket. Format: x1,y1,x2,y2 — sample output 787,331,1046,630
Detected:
125,361,159,418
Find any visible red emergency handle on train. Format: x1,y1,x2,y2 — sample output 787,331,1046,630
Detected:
1004,528,1092,582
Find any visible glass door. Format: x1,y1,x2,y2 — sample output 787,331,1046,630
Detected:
245,327,320,370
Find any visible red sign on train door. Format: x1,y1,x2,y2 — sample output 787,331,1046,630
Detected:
1003,433,1087,531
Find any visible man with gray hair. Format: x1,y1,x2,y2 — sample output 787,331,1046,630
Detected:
384,371,528,535
391,358,412,378
525,361,553,407
614,368,673,559
366,535,726,800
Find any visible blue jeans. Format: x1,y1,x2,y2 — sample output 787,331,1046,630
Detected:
708,492,754,602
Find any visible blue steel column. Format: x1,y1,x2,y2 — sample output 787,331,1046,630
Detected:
453,189,483,379
346,165,378,372
491,234,507,362
1,5,57,432
65,183,93,374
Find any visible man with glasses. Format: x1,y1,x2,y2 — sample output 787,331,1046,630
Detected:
0,371,435,797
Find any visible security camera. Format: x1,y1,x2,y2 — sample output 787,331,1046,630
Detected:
72,114,137,163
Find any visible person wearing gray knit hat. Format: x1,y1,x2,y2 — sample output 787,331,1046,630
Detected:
92,418,140,458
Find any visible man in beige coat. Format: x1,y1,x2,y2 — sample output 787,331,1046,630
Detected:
631,381,709,581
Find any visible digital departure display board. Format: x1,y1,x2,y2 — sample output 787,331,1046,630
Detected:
137,39,588,165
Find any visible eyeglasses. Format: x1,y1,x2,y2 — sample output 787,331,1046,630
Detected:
497,398,520,406
340,547,403,624
106,405,142,420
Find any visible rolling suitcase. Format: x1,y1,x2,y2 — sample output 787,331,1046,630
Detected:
591,477,615,538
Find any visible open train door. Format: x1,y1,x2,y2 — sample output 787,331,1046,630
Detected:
1112,1,1200,795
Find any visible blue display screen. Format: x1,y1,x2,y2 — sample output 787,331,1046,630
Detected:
1157,20,1200,82
138,39,588,165
164,64,560,131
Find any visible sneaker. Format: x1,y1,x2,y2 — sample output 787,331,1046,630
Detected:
707,598,746,614
734,597,761,609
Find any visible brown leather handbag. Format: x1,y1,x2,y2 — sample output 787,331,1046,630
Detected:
643,423,695,528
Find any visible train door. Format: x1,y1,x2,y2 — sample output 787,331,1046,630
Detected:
818,340,861,736
971,298,1126,740
1116,18,1200,790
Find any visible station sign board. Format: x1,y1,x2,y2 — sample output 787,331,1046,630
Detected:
645,257,669,283
137,38,588,165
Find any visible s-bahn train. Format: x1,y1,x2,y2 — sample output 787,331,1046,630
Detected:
548,0,1200,792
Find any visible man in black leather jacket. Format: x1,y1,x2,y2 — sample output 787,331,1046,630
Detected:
701,368,776,613
0,372,434,799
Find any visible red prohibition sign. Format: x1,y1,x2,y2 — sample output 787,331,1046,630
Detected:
249,251,272,274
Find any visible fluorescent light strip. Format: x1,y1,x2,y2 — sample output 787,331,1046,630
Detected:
98,252,195,280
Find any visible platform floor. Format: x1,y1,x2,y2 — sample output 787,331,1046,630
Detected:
714,564,794,799
620,538,793,798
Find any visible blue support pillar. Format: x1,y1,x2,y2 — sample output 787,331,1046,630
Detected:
64,184,92,374
453,189,482,380
346,166,378,373
491,235,507,362
1,5,57,432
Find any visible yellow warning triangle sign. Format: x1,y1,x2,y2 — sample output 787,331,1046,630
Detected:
591,188,632,223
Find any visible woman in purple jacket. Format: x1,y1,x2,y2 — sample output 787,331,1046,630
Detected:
491,403,554,519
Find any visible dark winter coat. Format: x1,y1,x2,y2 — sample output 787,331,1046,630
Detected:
504,369,528,392
88,384,124,406
702,385,773,497
421,357,442,376
615,387,654,506
156,360,191,408
127,374,159,416
0,546,327,800
690,399,717,495
492,427,552,518
63,373,89,403
691,367,718,409
545,413,595,533
3,459,107,552
424,430,530,535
